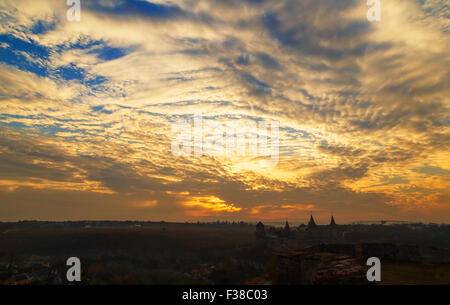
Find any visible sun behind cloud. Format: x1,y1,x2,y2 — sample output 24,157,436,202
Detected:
0,0,448,223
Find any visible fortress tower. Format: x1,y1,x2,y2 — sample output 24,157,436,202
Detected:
255,221,266,239
307,213,317,230
330,215,337,227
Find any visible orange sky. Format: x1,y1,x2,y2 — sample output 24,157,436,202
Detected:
0,0,449,223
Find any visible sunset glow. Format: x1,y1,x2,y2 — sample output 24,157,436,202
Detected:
0,0,448,223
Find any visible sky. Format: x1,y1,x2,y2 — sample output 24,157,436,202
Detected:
0,0,448,224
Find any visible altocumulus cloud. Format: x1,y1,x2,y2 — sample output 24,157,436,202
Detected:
0,0,448,223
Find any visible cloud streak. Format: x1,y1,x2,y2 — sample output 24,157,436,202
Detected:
0,0,448,223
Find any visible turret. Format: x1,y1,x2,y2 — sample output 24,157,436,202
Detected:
284,220,290,232
255,221,266,239
330,215,337,227
307,213,317,229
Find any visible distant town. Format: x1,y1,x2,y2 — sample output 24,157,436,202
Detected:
1,217,449,285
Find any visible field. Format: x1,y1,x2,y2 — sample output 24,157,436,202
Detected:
0,223,257,257
0,223,264,284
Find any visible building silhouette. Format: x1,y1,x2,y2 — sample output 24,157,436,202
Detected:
255,221,266,239
307,213,317,230
330,215,337,227
284,220,290,232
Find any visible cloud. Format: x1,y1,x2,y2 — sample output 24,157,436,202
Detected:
0,0,448,223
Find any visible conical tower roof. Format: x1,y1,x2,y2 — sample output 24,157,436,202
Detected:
330,215,336,227
284,220,290,231
308,214,317,229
